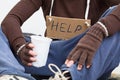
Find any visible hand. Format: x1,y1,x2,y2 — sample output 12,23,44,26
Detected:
18,43,37,66
65,23,106,70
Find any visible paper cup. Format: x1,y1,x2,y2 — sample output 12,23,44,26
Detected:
31,35,52,67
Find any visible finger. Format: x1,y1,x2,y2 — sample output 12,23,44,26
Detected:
28,43,35,48
25,50,37,57
65,59,69,64
28,57,36,62
23,54,36,62
27,63,33,66
67,47,78,59
25,43,34,50
66,60,74,67
78,50,87,66
28,50,37,56
22,50,36,62
22,59,32,66
77,64,83,70
86,65,91,69
77,51,87,70
70,49,82,62
86,53,94,68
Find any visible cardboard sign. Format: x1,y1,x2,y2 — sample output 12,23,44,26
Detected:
46,16,91,40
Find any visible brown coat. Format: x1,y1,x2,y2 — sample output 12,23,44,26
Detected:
1,0,120,52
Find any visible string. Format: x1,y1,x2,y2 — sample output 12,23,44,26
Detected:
49,0,90,20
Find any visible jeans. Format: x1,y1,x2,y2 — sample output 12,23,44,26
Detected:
0,28,35,80
0,6,120,80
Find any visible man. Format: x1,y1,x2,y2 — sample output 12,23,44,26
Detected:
0,0,120,80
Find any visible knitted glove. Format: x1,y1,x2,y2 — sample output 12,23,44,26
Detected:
66,23,106,69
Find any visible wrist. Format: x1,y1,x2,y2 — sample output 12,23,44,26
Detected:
87,23,106,41
97,21,109,37
12,37,26,54
16,44,26,55
99,14,120,36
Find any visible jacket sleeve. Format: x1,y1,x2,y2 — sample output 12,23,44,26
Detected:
1,0,42,53
99,4,120,36
104,0,120,6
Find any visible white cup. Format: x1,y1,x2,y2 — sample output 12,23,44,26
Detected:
31,35,52,67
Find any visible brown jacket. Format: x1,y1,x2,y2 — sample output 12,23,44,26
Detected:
1,0,120,53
